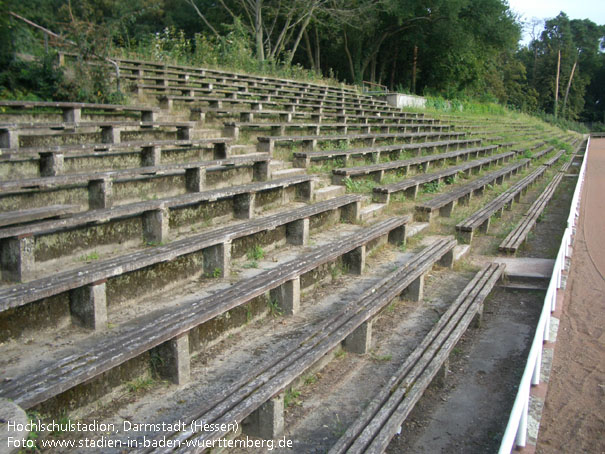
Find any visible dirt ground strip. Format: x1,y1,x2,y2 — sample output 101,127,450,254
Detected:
384,154,577,453
536,139,605,454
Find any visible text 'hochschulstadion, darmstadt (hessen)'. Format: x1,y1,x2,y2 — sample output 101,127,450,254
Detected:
5,418,294,451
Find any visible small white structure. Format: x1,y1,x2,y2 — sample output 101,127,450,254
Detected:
386,93,427,108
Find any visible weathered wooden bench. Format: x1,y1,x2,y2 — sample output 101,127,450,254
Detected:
257,131,466,155
373,151,514,204
0,175,315,283
543,148,566,167
0,138,234,182
499,171,565,254
195,106,434,126
328,262,505,454
224,120,447,140
332,145,499,185
0,121,195,150
414,159,531,222
0,205,80,228
292,138,482,168
0,194,362,332
130,236,457,452
455,164,548,243
0,154,270,193
0,216,408,409
530,145,555,160
0,100,158,123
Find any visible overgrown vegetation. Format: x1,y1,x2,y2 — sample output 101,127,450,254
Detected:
1,0,603,128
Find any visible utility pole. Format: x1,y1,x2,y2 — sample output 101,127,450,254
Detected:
554,49,561,118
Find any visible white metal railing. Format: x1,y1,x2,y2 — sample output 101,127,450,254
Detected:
498,137,590,453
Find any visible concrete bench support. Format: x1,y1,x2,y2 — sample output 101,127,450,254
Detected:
1,236,34,283
142,146,161,167
437,248,455,268
176,126,191,141
0,128,18,149
143,207,169,244
286,218,309,246
234,193,256,219
63,107,81,123
343,320,373,354
243,393,284,439
253,161,270,181
185,167,206,192
224,123,239,139
69,281,107,330
403,273,425,302
341,200,361,223
203,241,231,277
88,178,113,210
152,332,190,385
439,200,457,217
388,224,407,248
101,126,121,144
269,277,301,315
343,245,366,275
39,152,64,177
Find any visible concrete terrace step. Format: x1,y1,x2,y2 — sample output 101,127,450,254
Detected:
314,185,346,201
359,202,387,221
229,144,257,156
271,167,307,178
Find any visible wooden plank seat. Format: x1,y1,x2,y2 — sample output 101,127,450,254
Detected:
328,263,505,454
372,151,514,203
0,154,271,212
455,164,548,243
0,100,158,123
223,120,447,140
0,216,408,409
132,82,243,99
0,205,79,228
160,94,414,120
196,107,435,126
0,121,195,150
0,174,315,283
499,171,565,254
292,138,483,168
332,145,500,185
0,138,232,166
543,149,566,167
414,159,531,222
257,131,467,155
530,145,555,160
131,236,456,453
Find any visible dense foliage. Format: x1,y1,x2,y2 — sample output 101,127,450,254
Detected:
1,0,603,127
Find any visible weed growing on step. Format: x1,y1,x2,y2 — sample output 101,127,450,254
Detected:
267,299,282,318
242,260,258,269
370,351,392,362
344,176,377,193
78,251,100,262
284,388,302,408
246,245,265,261
334,349,347,359
212,267,222,278
422,181,444,194
126,377,154,393
303,374,318,386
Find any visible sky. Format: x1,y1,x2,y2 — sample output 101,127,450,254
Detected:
507,0,605,45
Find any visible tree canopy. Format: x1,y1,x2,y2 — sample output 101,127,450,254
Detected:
1,0,604,126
